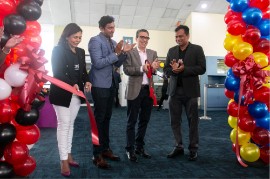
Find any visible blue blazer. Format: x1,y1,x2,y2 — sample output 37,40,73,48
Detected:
88,32,126,88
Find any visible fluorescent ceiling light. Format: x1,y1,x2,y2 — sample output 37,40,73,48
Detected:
201,3,207,9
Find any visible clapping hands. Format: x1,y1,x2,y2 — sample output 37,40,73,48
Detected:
170,59,184,74
115,40,136,54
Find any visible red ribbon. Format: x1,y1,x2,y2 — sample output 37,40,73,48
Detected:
146,60,157,105
232,57,270,167
18,45,99,145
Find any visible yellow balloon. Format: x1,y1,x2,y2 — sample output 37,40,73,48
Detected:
240,143,260,162
228,115,237,128
160,62,164,68
252,52,268,68
263,83,270,88
230,128,251,145
224,33,242,52
228,99,234,104
233,42,253,60
262,65,270,71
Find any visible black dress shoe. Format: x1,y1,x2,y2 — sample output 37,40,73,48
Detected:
167,147,184,158
126,151,138,162
102,149,121,161
135,148,151,159
188,151,198,161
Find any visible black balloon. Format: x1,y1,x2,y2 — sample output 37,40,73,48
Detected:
4,14,26,35
0,32,11,48
0,123,16,146
0,161,14,178
31,97,45,110
33,0,44,6
17,1,42,21
15,108,39,126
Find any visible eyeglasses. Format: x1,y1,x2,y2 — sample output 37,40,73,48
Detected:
139,36,150,40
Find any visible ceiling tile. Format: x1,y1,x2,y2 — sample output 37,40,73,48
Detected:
75,13,90,25
122,0,139,6
137,0,154,7
176,9,191,19
74,1,90,14
91,3,106,14
90,0,106,3
106,0,123,4
149,7,166,17
152,0,169,8
135,6,151,16
120,6,137,16
132,16,148,28
167,0,185,9
118,16,133,26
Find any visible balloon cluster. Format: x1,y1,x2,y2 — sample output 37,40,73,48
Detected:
0,0,46,177
224,0,270,166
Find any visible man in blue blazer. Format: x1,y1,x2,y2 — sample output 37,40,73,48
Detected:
88,15,135,169
164,25,206,161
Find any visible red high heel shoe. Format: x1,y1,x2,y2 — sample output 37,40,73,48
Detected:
69,161,80,167
61,171,71,177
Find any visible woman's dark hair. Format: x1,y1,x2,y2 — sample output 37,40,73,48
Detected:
175,25,189,35
58,23,82,46
136,29,149,38
99,15,114,28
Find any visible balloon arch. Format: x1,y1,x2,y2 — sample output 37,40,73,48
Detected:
0,0,46,177
224,0,270,166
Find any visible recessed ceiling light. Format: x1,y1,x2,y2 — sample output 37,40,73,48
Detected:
201,3,207,9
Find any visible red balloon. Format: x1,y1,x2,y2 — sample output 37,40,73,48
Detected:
0,0,16,16
253,38,270,54
227,101,239,117
224,88,234,99
227,19,246,36
13,155,36,176
238,113,256,132
254,86,270,105
262,8,270,19
23,34,42,49
22,21,41,36
242,26,261,45
13,43,27,57
224,10,242,24
0,15,4,26
3,141,29,165
10,119,32,131
224,52,238,67
249,0,270,10
260,146,270,164
0,99,19,123
251,127,270,146
16,124,40,145
239,105,249,116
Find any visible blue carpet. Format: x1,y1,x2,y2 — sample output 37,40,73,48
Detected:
29,107,269,178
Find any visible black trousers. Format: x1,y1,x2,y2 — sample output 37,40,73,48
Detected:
91,86,115,157
168,87,199,152
126,87,153,151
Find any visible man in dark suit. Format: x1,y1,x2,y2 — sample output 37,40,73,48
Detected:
123,29,159,162
88,15,135,169
163,25,206,161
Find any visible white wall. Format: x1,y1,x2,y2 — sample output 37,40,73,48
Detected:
186,12,227,56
